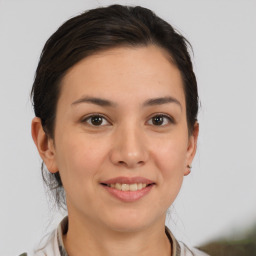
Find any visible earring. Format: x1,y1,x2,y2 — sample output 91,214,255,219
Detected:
185,165,192,175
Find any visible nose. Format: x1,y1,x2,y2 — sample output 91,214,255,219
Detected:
109,125,149,169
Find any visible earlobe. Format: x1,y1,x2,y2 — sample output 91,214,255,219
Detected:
31,117,58,173
184,165,192,176
184,122,199,176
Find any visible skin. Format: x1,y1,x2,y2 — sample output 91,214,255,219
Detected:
32,45,199,256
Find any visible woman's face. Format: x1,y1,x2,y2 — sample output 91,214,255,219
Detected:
40,45,198,232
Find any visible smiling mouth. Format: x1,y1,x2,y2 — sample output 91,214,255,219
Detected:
101,183,154,192
100,177,155,201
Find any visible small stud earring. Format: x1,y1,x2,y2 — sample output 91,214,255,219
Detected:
185,165,192,176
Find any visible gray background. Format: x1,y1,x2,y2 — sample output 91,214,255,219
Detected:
0,0,255,255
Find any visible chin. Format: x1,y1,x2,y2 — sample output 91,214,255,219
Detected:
102,208,161,233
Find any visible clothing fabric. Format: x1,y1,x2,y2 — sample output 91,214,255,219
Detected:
22,216,209,256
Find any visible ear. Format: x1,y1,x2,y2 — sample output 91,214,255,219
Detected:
31,117,58,173
184,122,199,176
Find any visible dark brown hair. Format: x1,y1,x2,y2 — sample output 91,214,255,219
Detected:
31,4,198,208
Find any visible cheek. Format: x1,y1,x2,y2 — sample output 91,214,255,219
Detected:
147,138,187,211
153,135,188,175
54,133,108,186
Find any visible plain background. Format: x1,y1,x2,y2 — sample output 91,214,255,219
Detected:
0,0,255,255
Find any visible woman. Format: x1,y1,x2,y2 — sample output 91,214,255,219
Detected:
27,4,209,256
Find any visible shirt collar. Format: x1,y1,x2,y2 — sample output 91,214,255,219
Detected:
57,216,68,256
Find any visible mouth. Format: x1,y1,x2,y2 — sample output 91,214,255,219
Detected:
100,177,155,202
100,183,154,191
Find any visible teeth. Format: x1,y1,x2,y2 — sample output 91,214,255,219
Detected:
129,184,137,191
107,183,149,191
121,184,129,191
116,183,122,190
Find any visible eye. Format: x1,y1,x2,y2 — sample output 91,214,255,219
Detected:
82,114,110,126
147,114,174,126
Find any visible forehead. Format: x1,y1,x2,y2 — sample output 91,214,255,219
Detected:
59,45,185,106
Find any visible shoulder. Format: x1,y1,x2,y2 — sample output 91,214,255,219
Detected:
20,217,68,256
34,229,60,256
24,228,61,256
178,241,210,256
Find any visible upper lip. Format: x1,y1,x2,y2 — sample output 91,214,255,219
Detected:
100,176,155,185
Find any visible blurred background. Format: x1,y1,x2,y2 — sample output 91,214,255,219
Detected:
0,0,255,255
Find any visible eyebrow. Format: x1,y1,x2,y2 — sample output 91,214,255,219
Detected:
71,96,181,109
72,96,116,107
143,96,182,109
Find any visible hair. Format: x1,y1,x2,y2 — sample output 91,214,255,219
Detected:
31,4,198,208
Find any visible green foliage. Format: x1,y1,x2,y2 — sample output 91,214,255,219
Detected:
198,226,256,256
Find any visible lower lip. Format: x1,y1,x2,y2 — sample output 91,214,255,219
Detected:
102,185,154,202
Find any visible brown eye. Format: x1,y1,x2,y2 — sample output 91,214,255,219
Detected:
83,115,109,126
152,115,164,125
147,114,173,126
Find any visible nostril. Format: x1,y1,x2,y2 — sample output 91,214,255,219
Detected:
117,160,145,167
118,161,126,165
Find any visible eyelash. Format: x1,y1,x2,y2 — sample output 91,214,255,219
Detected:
81,113,174,127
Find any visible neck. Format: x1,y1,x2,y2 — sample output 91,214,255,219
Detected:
63,212,171,256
